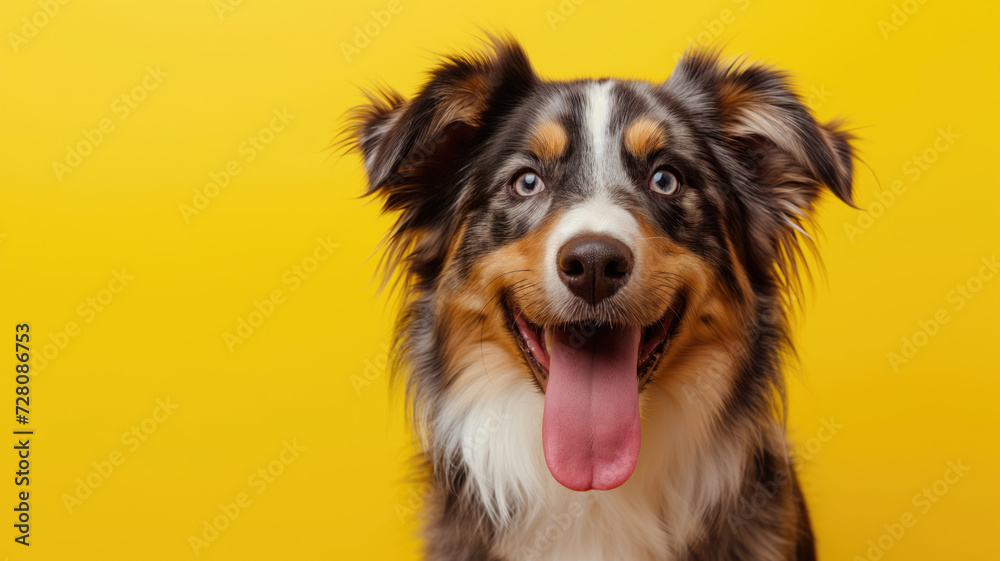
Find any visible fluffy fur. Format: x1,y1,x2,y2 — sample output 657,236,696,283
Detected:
344,36,854,560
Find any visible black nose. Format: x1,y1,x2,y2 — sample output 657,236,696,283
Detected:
557,235,633,305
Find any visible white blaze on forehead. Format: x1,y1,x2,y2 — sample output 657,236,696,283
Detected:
544,196,640,301
539,81,639,305
586,81,615,166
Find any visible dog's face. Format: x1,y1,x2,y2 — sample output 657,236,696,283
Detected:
349,39,853,492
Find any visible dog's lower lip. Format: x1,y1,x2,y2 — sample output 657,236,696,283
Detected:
513,308,550,372
504,298,683,388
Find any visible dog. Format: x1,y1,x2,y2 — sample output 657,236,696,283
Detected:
345,36,854,561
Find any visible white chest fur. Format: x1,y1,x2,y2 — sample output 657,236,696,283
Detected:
432,345,749,561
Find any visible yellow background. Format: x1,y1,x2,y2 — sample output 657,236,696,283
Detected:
1,0,997,559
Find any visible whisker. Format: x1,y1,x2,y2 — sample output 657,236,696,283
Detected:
478,269,533,298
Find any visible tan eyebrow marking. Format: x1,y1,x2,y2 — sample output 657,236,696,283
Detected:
624,117,666,157
528,120,569,160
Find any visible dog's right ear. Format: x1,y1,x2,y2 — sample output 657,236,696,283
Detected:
343,37,536,290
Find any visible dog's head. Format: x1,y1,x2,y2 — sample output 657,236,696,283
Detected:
347,38,854,492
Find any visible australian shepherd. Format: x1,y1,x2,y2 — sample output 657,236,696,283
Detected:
345,36,855,560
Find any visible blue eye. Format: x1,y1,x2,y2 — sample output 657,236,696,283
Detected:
513,172,545,197
650,169,680,196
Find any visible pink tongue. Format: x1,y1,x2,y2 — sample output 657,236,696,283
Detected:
542,324,642,491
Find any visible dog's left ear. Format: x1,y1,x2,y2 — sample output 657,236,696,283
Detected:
668,51,856,214
343,37,537,289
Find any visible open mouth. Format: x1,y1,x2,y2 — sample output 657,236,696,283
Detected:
504,296,685,393
502,294,685,492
